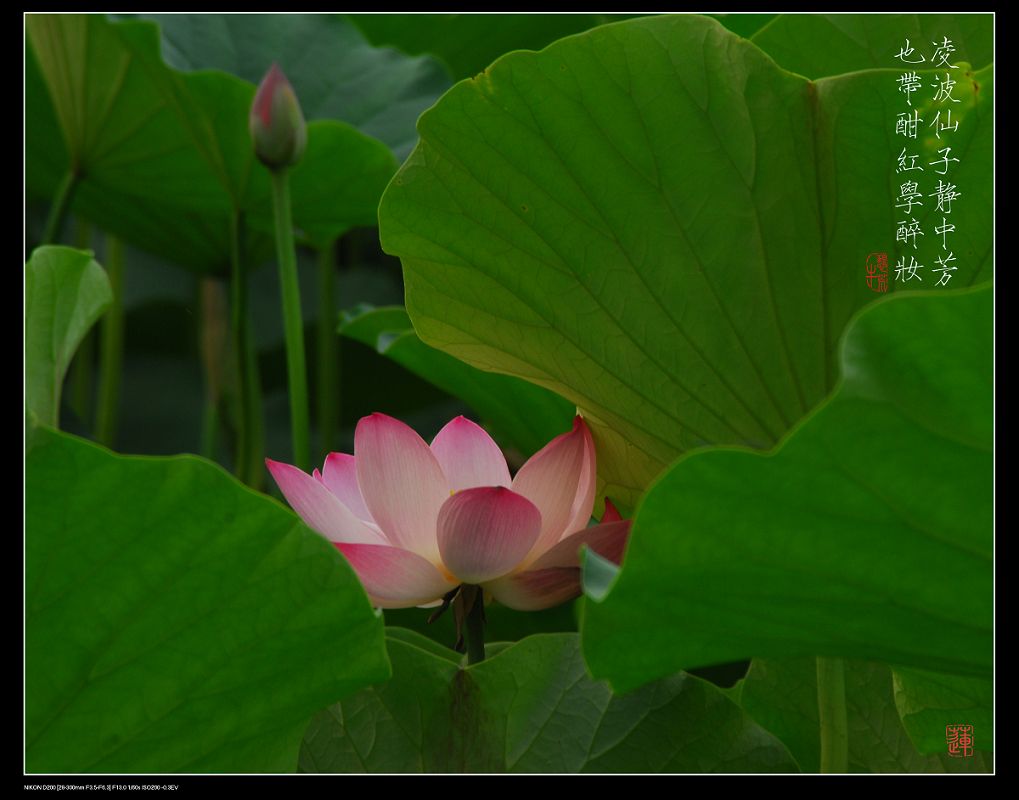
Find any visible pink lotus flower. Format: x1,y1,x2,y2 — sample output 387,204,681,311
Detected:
267,413,630,610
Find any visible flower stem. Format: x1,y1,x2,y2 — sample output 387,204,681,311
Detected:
317,239,338,461
816,656,848,773
464,586,486,665
198,277,229,462
41,169,79,245
241,316,266,491
269,167,310,472
228,215,248,474
200,399,219,461
94,234,124,448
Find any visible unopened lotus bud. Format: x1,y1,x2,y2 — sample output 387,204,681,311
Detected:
249,63,307,170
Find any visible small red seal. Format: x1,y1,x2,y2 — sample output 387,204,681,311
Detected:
866,252,889,293
946,724,974,758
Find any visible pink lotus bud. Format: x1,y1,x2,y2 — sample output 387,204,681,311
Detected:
249,63,307,170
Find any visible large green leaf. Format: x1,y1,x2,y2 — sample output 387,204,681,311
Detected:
25,426,390,772
299,630,797,773
739,659,991,772
892,667,993,755
350,13,639,81
131,13,451,160
378,15,993,507
25,246,112,427
340,305,575,457
26,14,396,269
752,14,993,78
708,14,777,39
581,286,992,691
24,15,248,265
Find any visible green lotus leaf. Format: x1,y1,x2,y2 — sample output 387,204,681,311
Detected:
378,15,993,507
738,658,991,772
26,425,390,772
26,246,112,427
340,304,575,457
582,287,992,691
300,630,797,773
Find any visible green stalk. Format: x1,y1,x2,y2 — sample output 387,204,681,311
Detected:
200,401,219,461
242,316,266,491
270,168,310,472
41,169,79,245
94,235,124,448
198,277,228,462
228,212,265,489
317,239,338,460
464,586,486,666
817,657,849,773
229,213,250,478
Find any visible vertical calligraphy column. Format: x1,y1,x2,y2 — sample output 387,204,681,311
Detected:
892,35,965,288
893,38,927,283
928,37,963,287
